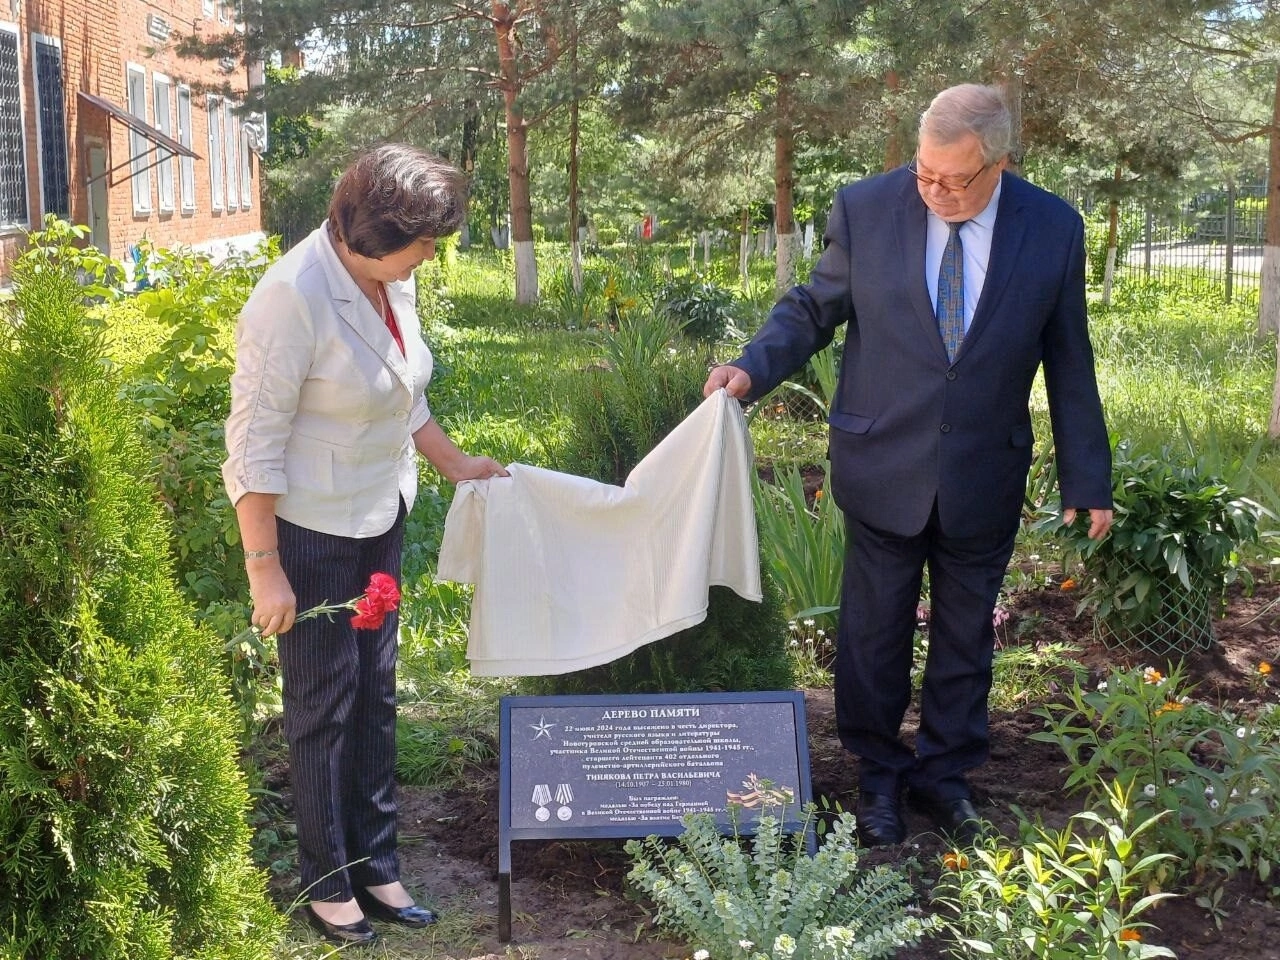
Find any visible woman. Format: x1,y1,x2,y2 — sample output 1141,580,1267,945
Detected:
222,144,507,946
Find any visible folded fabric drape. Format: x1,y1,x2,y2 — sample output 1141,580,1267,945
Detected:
436,389,762,676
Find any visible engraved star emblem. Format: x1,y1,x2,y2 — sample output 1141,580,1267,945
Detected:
530,716,556,740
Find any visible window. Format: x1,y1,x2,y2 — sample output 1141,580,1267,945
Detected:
224,101,239,209
125,64,151,213
32,35,69,219
202,0,215,16
239,120,253,208
207,95,224,210
0,26,28,226
152,74,175,212
177,85,195,210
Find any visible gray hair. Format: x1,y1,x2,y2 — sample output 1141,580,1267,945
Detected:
919,84,1013,164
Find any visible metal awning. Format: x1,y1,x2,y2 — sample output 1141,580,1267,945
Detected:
77,90,200,187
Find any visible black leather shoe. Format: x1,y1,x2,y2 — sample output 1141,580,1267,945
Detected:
909,792,983,846
355,887,438,927
855,790,906,846
304,905,378,946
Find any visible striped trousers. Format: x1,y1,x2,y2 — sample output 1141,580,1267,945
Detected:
275,505,405,903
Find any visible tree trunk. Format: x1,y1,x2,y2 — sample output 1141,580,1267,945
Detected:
883,69,903,171
739,207,750,289
567,23,582,294
1260,66,1280,338
493,1,537,304
774,75,797,294
1102,164,1122,306
459,99,480,250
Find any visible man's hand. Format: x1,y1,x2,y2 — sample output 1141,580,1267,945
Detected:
703,365,752,399
1063,507,1113,540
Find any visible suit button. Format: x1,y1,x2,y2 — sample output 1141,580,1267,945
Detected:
946,371,957,381
940,423,951,433
395,410,408,421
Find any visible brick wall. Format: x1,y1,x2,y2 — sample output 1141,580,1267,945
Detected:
1,0,263,283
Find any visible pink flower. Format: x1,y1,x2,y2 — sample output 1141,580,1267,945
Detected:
350,572,401,630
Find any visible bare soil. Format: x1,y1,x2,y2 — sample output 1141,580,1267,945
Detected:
264,576,1280,959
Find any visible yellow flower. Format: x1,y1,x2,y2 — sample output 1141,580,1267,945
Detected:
814,489,824,501
942,850,969,871
1156,701,1185,715
1260,661,1273,676
1060,577,1077,591
1143,667,1164,685
1118,929,1142,942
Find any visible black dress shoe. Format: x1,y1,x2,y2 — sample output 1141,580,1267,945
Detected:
855,790,906,846
355,887,438,927
909,792,983,846
304,905,378,946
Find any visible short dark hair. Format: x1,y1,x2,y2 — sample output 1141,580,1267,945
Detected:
327,143,468,258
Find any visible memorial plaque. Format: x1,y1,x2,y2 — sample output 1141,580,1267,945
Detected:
496,691,812,940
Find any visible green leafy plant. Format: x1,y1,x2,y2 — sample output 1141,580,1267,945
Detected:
753,463,843,624
1031,665,1280,891
1035,439,1268,655
655,275,737,343
932,781,1177,959
625,806,931,960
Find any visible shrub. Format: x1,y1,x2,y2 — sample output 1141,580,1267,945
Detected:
626,806,931,960
1035,439,1268,657
655,275,736,344
0,242,281,957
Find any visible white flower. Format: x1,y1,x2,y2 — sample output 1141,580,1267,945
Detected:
1237,727,1249,739
790,638,799,647
1143,783,1157,798
1210,798,1220,809
1029,554,1040,563
1204,786,1215,797
803,619,815,627
1231,789,1240,798
816,629,826,637
694,951,710,960
739,941,755,951
1097,681,1109,692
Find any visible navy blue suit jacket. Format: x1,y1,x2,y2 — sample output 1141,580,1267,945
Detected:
735,167,1112,539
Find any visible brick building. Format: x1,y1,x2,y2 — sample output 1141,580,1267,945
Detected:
0,0,264,283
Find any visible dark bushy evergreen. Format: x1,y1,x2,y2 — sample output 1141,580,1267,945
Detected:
0,245,281,958
529,312,793,696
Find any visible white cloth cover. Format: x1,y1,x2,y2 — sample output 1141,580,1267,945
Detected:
436,389,762,676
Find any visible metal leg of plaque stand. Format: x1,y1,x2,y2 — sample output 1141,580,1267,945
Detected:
498,833,512,941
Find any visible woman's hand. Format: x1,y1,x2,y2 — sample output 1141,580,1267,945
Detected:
444,454,509,483
247,558,297,636
413,418,509,483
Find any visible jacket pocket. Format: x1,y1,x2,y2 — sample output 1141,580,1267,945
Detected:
1009,424,1032,448
829,411,875,435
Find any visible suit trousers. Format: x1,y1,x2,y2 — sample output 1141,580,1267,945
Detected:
835,501,1018,800
276,504,405,903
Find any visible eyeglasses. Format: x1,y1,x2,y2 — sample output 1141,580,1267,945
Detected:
907,156,991,193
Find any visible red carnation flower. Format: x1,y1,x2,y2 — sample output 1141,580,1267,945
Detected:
350,572,401,630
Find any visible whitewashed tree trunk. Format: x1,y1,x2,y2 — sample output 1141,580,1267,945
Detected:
775,230,797,293
1102,246,1117,305
570,239,583,294
802,221,814,258
702,230,711,265
513,240,538,304
1261,245,1280,337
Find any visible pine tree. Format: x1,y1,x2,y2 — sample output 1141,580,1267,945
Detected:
0,238,282,958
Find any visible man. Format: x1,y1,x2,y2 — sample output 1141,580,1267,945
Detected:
703,84,1113,847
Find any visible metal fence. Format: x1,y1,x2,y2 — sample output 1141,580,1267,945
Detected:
1040,177,1267,303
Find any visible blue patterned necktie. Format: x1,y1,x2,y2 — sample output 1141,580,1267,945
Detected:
936,221,966,361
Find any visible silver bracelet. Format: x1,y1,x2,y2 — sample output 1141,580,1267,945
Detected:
244,548,278,560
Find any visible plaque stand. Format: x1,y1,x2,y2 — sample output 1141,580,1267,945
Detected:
496,691,813,942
